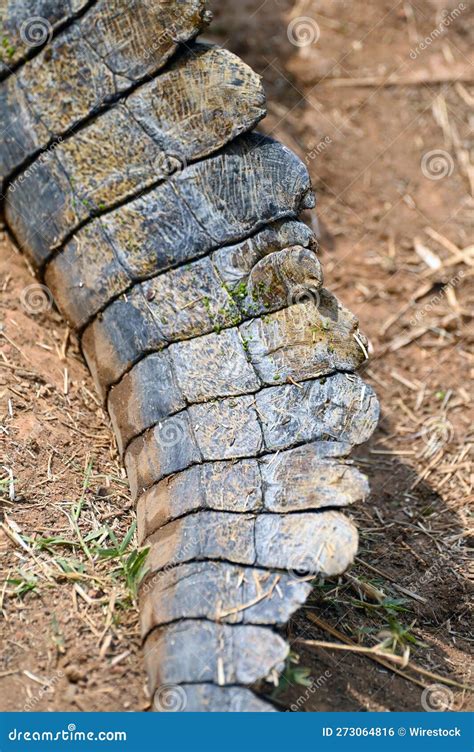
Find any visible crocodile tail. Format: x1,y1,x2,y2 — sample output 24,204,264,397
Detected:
0,0,379,711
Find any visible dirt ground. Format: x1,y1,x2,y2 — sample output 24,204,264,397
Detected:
1,0,472,712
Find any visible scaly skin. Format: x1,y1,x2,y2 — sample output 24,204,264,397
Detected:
0,0,379,712
0,0,92,80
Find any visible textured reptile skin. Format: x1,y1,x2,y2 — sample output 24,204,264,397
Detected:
0,0,379,712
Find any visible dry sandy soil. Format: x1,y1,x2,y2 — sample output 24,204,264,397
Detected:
0,0,472,712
